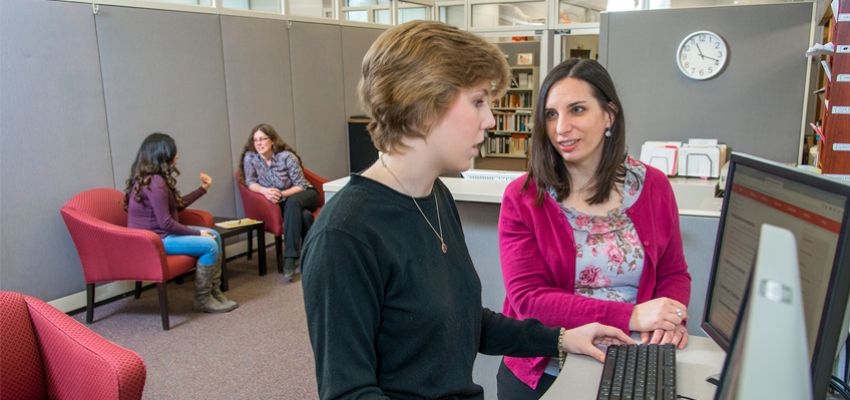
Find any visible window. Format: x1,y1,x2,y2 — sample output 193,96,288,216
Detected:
439,4,465,28
289,0,335,19
345,10,370,21
471,1,546,28
145,0,213,6
222,0,281,13
374,8,392,24
558,0,603,24
602,0,642,12
343,0,392,24
398,1,432,24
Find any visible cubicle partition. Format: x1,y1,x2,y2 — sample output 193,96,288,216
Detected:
0,0,384,302
599,3,813,164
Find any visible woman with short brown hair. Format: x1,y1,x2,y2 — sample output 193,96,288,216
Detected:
301,22,632,399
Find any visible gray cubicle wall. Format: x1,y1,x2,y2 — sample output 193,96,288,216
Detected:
96,6,236,217
599,3,813,163
0,2,380,301
220,15,297,209
0,0,114,300
341,26,385,118
289,22,348,180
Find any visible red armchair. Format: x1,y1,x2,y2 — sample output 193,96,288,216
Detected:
303,167,329,211
60,188,213,330
236,167,328,273
0,291,146,399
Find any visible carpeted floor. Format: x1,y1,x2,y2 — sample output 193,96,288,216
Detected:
73,251,318,399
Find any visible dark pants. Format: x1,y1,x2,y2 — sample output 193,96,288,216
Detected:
278,187,320,259
497,359,555,400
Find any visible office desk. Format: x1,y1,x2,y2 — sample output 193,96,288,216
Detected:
542,336,725,399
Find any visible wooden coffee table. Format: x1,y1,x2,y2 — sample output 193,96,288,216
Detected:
212,217,267,291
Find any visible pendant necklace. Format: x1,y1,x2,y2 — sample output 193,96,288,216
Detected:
380,154,447,254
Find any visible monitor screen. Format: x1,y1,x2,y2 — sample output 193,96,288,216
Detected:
702,153,850,398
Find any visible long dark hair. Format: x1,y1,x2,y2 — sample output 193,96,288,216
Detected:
237,123,302,184
525,58,626,206
123,133,183,210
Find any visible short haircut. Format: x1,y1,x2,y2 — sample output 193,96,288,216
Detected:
358,20,510,153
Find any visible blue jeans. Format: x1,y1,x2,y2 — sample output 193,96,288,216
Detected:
162,226,221,267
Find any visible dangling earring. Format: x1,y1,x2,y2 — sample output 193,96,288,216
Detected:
604,128,612,138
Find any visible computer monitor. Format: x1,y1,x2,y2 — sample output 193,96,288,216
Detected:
702,153,850,398
715,224,812,400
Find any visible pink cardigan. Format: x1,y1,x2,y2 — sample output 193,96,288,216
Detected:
499,164,692,389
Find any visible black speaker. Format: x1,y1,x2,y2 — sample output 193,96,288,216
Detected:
348,116,378,174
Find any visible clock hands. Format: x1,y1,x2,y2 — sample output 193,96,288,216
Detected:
695,42,706,58
695,42,721,63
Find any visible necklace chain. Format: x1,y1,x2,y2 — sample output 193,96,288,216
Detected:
380,154,447,254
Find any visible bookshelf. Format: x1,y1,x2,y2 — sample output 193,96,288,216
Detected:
816,0,850,174
478,66,538,170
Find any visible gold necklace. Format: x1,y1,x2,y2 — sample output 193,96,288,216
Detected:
380,154,447,254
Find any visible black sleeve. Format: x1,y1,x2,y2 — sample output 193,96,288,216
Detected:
479,308,561,357
301,228,392,400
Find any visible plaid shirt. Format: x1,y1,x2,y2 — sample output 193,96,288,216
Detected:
243,151,310,190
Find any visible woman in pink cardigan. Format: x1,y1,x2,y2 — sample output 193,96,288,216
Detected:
496,59,692,399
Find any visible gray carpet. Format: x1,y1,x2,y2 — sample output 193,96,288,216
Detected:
73,252,318,399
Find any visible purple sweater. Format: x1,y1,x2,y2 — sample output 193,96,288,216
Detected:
499,164,691,389
127,175,206,237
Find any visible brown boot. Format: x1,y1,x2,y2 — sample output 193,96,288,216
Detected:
210,264,238,309
193,265,236,313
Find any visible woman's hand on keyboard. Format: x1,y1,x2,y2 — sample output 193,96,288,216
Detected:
629,297,688,332
561,322,635,363
641,325,689,349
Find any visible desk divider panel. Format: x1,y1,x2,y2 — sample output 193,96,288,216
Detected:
1,0,113,300
289,22,347,180
340,26,385,119
220,15,296,215
96,5,235,218
600,3,812,163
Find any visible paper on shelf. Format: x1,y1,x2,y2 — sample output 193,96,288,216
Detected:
688,138,718,146
678,145,723,178
639,141,681,176
215,218,260,229
822,60,832,82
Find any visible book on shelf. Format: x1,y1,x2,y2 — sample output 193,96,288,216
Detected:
493,92,533,108
483,134,531,157
493,113,533,132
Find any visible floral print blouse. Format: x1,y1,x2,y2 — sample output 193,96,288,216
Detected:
547,156,647,304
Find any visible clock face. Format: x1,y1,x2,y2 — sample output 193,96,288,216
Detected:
676,31,728,80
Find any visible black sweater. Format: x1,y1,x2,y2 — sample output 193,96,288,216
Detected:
302,175,560,400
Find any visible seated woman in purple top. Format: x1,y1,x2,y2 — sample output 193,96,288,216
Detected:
238,123,320,281
496,60,692,398
125,133,238,313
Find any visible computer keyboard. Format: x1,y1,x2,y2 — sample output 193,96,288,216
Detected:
596,344,676,400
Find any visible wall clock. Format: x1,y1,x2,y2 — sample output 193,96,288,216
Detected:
676,30,728,80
